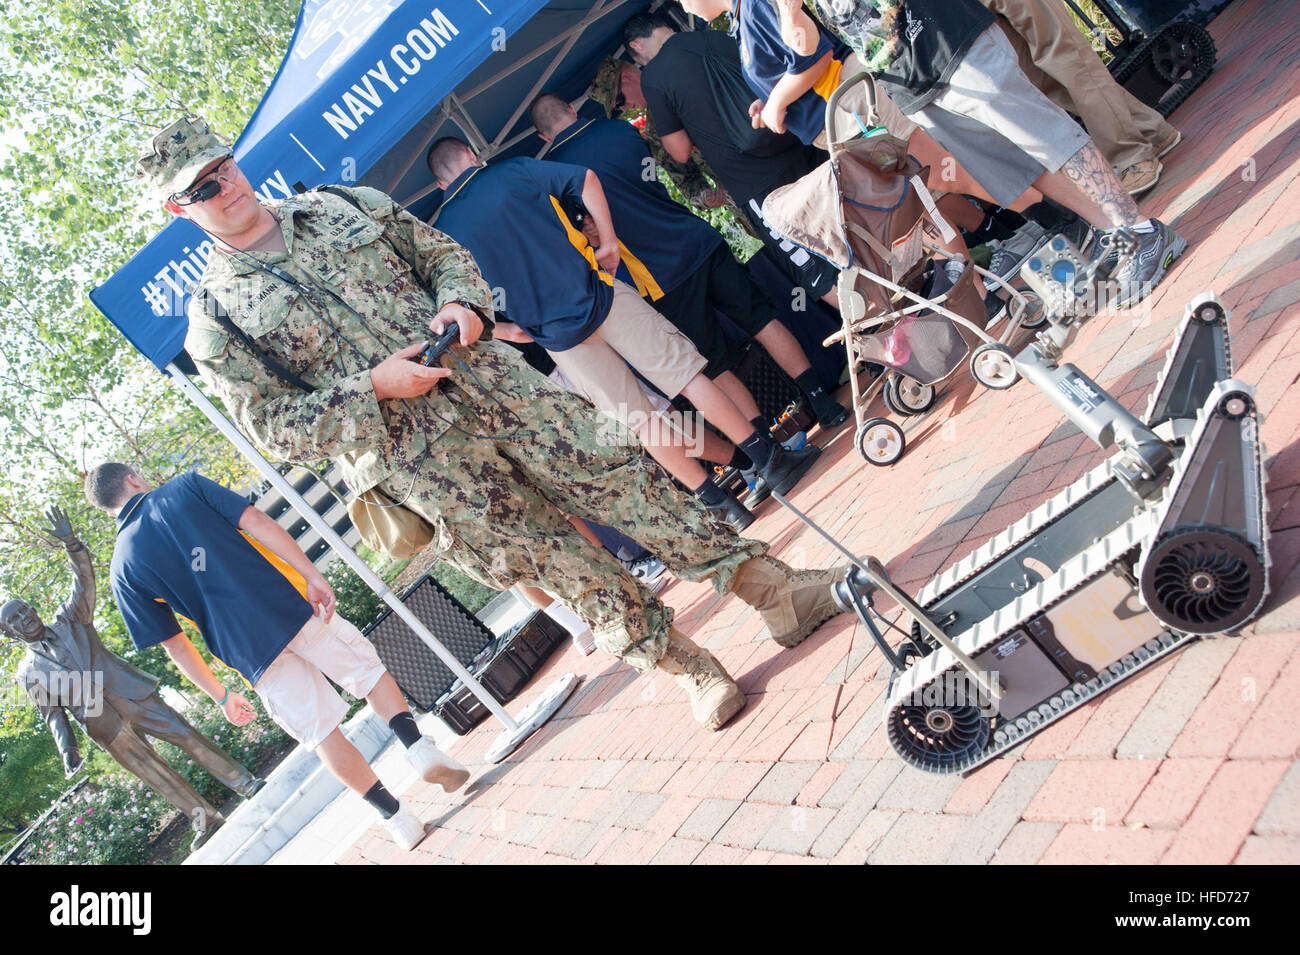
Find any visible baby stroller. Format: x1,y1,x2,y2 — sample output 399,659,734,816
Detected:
763,73,1040,466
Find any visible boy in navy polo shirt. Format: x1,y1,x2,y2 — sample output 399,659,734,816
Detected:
427,138,820,530
530,92,849,455
86,462,470,851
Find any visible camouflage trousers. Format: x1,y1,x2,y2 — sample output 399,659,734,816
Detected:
379,361,766,670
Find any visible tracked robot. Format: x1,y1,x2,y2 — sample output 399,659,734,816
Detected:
781,244,1269,774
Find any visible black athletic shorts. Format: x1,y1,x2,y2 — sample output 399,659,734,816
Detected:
652,244,779,379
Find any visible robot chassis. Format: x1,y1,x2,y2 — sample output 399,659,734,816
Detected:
780,246,1270,775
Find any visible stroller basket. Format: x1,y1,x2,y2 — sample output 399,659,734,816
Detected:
760,72,1038,464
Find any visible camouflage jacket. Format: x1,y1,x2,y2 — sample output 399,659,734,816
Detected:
185,186,518,495
809,0,905,75
640,113,756,235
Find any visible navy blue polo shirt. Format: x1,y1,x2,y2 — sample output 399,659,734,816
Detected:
110,472,313,685
435,158,614,351
732,0,846,145
545,118,722,297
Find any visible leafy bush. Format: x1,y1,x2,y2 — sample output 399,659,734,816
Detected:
21,776,168,866
16,692,293,865
326,554,497,624
430,562,496,615
325,559,389,630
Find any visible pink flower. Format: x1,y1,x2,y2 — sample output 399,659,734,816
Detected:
74,817,83,824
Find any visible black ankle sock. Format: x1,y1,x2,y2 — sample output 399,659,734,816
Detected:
728,447,750,470
363,781,400,819
793,369,822,398
388,712,422,748
992,207,1027,232
964,212,1018,245
749,415,767,432
1022,199,1080,233
738,430,774,468
695,479,727,506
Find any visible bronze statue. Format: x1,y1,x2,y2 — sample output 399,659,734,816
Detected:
1,507,265,849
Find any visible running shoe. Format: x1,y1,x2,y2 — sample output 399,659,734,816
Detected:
1109,219,1188,309
620,554,669,593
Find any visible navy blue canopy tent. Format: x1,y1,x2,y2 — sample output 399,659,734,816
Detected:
91,0,652,372
88,0,663,759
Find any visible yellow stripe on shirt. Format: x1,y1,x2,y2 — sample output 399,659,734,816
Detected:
617,241,665,300
550,195,615,287
547,195,665,299
813,57,845,102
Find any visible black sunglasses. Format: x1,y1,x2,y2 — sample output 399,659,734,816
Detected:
171,156,235,206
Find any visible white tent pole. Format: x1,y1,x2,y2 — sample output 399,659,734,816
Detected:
165,363,520,732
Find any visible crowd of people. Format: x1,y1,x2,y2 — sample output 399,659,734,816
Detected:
70,1,1188,852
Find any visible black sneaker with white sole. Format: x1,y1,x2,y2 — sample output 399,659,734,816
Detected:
986,222,1048,283
1109,219,1187,309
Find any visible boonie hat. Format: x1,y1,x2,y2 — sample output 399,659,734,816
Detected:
135,116,232,201
587,57,628,118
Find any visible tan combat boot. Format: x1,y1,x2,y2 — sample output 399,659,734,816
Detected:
729,555,848,648
656,629,746,731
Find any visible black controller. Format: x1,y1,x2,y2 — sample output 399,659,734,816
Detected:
418,321,459,367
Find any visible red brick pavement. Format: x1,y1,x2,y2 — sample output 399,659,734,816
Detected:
344,0,1300,865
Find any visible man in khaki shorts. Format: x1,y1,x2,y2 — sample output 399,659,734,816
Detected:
86,462,468,851
426,139,819,531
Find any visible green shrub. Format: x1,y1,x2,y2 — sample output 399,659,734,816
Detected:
22,775,168,866
325,559,388,629
430,562,496,615
153,696,292,808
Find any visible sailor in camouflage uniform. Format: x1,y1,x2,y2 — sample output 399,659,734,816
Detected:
135,116,850,731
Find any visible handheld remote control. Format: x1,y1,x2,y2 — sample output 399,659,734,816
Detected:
418,321,460,367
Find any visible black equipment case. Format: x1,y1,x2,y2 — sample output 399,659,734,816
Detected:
361,575,494,711
434,609,569,735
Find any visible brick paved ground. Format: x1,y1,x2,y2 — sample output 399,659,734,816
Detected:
340,0,1300,865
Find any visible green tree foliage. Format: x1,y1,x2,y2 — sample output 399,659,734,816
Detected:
0,0,300,833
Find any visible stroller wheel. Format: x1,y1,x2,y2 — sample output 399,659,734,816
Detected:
856,417,906,466
970,343,1019,390
884,374,937,416
1016,294,1048,331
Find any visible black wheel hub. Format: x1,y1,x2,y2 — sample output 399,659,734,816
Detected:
1151,22,1215,83
887,678,990,773
1140,527,1266,634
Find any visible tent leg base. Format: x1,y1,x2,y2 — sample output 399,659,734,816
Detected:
484,673,581,764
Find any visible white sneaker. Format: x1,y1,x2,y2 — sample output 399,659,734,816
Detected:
621,554,669,594
405,736,471,792
383,801,428,851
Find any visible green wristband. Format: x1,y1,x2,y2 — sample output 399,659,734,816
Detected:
217,687,229,706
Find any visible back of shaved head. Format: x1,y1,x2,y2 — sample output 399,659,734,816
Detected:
528,93,577,139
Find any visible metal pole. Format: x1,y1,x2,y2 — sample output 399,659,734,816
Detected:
166,363,520,731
